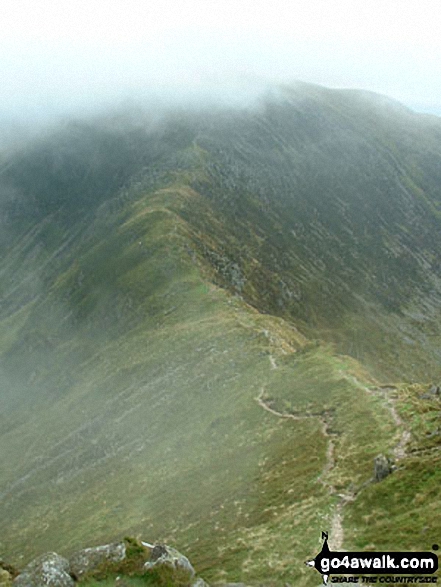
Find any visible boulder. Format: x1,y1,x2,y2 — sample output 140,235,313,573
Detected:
69,542,126,579
374,454,392,482
13,553,74,587
144,544,195,586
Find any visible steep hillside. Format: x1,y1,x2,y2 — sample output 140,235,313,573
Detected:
184,85,441,381
1,84,440,585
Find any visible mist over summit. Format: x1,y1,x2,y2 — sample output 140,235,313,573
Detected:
1,83,440,585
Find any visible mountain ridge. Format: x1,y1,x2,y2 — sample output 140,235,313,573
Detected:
1,83,440,584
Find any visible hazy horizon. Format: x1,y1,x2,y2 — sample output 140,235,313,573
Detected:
2,0,441,125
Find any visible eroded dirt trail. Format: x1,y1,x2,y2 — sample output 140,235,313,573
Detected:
381,388,411,461
255,366,412,552
255,385,346,549
349,378,411,461
256,387,309,421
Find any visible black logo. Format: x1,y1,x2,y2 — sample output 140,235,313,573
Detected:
306,532,438,585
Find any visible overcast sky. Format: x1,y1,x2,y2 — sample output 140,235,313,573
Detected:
2,0,441,123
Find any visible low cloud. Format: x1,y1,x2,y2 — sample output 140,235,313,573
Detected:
1,0,441,126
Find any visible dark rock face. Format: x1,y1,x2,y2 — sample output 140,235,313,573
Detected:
149,545,169,562
68,542,127,579
374,454,393,482
144,544,195,586
13,554,74,587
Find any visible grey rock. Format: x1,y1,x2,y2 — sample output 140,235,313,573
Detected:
191,578,210,587
13,553,74,587
374,454,392,482
69,542,126,579
144,544,195,585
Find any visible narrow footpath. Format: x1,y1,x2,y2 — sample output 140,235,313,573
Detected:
255,357,411,552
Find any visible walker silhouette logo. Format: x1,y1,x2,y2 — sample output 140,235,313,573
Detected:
305,532,439,585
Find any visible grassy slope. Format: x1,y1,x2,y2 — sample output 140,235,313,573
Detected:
2,171,439,585
345,383,441,553
1,88,441,584
0,177,385,585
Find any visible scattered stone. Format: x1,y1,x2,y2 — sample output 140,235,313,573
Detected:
69,541,127,579
144,544,195,586
13,553,74,587
374,454,393,482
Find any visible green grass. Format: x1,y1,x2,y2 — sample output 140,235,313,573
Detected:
344,383,441,568
1,182,439,585
2,92,441,586
0,187,398,585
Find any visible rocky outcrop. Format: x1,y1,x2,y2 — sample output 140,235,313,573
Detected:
69,542,126,579
374,454,393,482
13,554,74,587
144,544,195,586
12,540,205,587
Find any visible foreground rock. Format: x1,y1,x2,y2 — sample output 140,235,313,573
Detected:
12,539,206,587
144,544,195,586
13,554,74,587
69,541,127,579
